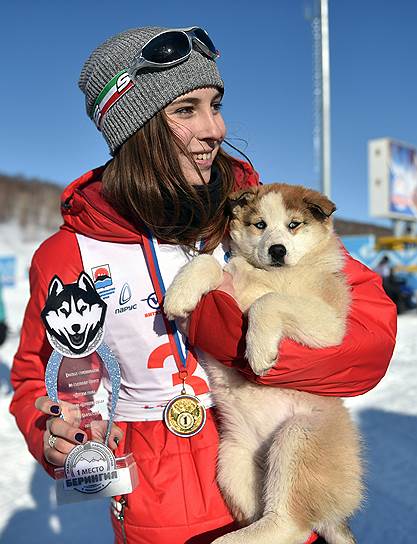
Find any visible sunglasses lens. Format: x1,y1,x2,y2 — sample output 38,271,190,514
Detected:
192,28,217,55
143,31,190,64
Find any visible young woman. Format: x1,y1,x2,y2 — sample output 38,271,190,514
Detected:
10,26,396,544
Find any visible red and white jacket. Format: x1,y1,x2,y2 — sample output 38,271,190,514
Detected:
10,161,397,544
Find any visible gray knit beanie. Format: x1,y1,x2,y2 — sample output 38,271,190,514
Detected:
79,27,224,154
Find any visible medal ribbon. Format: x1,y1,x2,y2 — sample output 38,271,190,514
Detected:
141,230,200,378
142,231,209,439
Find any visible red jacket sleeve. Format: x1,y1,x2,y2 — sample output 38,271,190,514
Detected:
188,254,397,397
9,231,83,477
231,158,260,190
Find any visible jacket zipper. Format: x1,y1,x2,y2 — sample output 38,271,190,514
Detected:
113,496,127,544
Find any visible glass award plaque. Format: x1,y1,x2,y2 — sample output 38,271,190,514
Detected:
41,272,138,504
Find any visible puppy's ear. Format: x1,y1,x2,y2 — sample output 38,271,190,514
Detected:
227,189,258,217
303,189,336,221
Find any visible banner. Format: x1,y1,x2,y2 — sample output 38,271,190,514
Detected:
369,138,417,220
0,256,16,287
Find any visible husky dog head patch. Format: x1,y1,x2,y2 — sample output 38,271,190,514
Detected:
41,272,107,357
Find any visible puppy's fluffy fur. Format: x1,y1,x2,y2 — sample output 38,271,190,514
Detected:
164,184,363,544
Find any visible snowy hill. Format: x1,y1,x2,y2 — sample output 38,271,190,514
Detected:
0,173,61,230
0,219,416,543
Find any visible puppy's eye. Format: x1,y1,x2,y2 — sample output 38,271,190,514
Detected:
78,305,87,315
288,221,301,230
254,220,267,230
59,308,69,317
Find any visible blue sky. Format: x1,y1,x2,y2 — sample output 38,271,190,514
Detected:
1,0,416,224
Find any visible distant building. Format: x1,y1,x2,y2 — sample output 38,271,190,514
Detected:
334,218,392,237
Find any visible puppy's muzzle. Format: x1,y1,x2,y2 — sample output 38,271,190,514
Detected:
268,244,286,266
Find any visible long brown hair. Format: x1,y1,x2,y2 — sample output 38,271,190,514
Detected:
101,109,243,253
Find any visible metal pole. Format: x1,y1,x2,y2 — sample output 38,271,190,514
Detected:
311,10,322,179
321,0,331,198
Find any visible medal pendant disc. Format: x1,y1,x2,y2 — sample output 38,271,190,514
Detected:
163,394,206,437
64,441,118,494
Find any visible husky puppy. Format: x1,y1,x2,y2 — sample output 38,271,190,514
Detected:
164,184,363,544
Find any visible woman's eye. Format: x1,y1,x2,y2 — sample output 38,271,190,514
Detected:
254,220,267,230
288,221,301,230
175,106,193,115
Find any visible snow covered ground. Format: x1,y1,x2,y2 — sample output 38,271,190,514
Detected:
0,225,416,543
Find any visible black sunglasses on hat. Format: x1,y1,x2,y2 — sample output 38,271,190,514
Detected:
128,27,219,78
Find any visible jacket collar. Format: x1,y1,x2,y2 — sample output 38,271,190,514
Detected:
61,165,143,243
60,160,259,244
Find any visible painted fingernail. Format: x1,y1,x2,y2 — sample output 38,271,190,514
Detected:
75,433,85,443
50,405,60,415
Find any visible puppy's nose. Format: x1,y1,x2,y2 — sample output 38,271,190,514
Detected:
72,324,81,333
268,244,286,264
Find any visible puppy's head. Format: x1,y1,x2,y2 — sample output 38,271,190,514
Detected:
228,184,336,269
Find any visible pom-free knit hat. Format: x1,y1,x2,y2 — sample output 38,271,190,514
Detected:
79,26,224,154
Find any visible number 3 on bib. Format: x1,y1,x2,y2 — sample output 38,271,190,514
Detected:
147,343,209,395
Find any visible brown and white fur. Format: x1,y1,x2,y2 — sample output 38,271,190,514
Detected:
164,184,363,544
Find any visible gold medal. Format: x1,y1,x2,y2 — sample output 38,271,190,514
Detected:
163,394,206,437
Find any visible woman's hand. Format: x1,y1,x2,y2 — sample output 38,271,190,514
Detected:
35,396,123,466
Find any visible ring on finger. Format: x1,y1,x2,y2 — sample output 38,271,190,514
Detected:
48,434,58,449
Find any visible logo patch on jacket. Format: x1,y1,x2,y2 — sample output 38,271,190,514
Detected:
141,292,160,310
41,272,107,357
119,283,132,305
140,292,161,318
115,282,138,315
91,264,115,300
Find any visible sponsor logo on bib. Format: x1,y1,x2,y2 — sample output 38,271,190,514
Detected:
91,264,116,300
115,282,138,315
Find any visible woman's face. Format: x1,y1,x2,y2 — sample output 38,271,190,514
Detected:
164,87,226,185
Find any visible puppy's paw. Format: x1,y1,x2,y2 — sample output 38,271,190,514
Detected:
163,288,201,320
232,507,249,527
164,255,223,320
245,333,281,376
245,298,283,375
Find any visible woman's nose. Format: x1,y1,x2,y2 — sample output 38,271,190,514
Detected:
197,111,225,142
